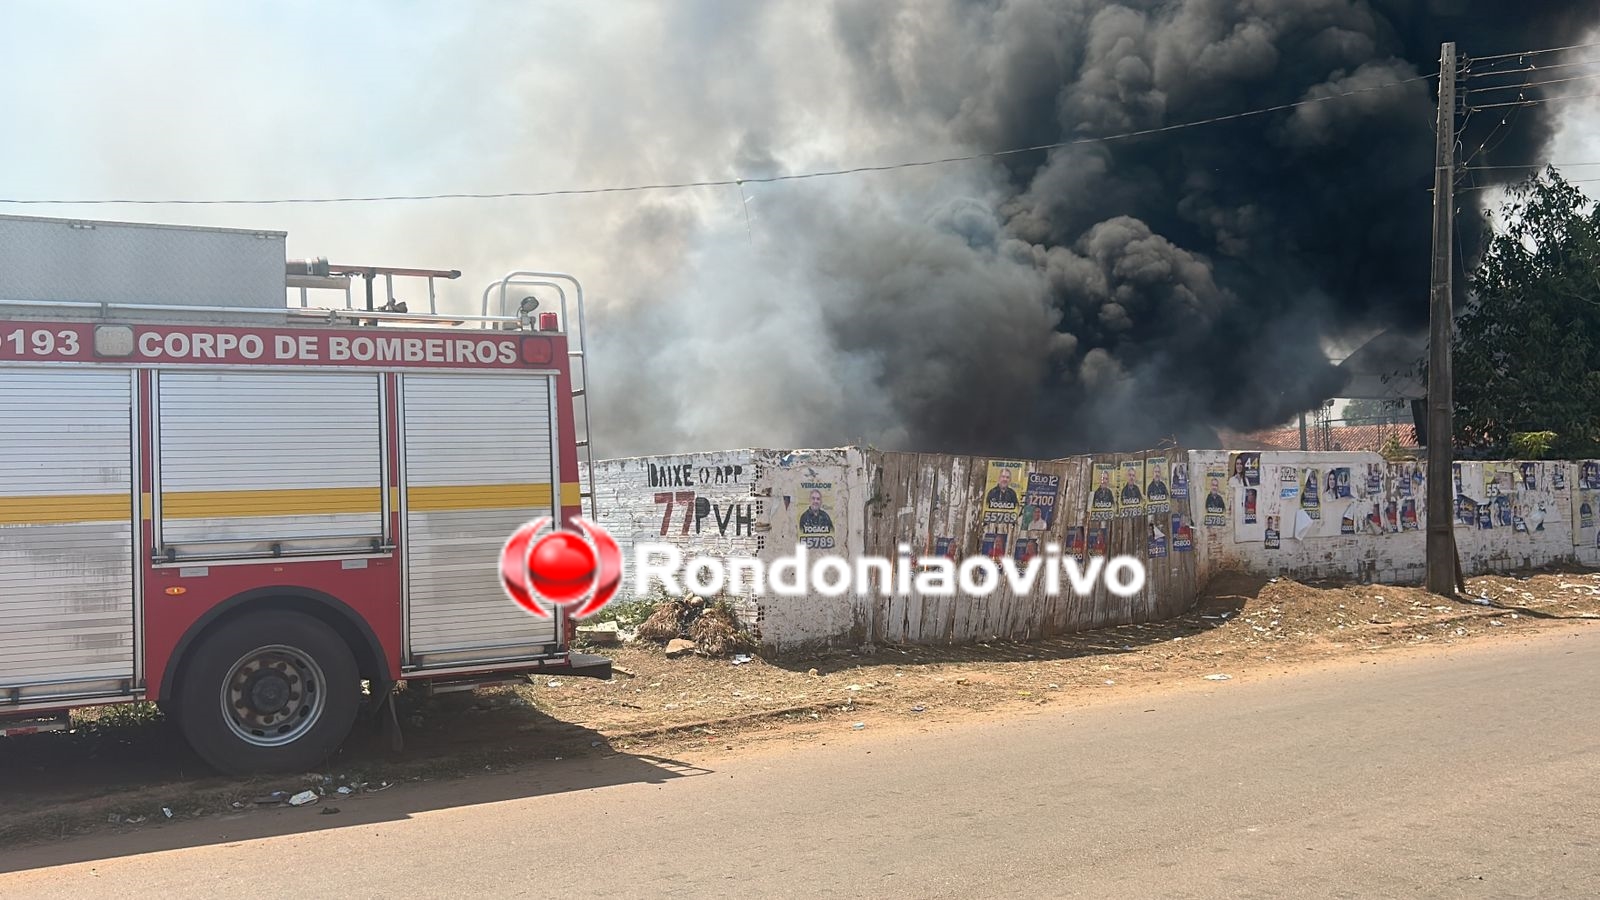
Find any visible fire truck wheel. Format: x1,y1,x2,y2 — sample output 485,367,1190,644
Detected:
175,609,361,775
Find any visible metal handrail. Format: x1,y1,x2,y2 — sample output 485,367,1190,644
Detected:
0,296,516,326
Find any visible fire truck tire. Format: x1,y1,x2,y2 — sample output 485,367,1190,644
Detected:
174,609,361,776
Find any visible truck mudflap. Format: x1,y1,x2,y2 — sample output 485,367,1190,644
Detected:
560,652,614,681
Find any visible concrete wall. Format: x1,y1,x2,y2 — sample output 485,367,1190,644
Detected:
588,447,870,654
1190,450,1600,583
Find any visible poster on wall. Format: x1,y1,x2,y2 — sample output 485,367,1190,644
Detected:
1495,495,1514,527
1520,462,1539,492
1203,467,1229,528
1553,465,1567,491
1366,501,1387,535
1145,455,1171,514
1242,488,1259,525
1477,503,1493,530
1228,452,1261,489
1579,493,1596,531
798,481,837,549
1014,538,1039,565
1456,496,1478,527
1368,463,1385,497
1087,523,1108,556
1280,466,1301,501
1401,499,1419,531
1264,514,1281,550
982,461,1025,525
1019,472,1059,534
1327,467,1353,500
1171,461,1189,500
1341,503,1356,535
980,532,1008,560
1148,520,1167,558
1453,462,1463,497
1397,463,1414,498
1301,468,1322,520
1090,463,1118,521
1118,459,1146,518
933,536,958,559
1582,461,1600,490
1065,526,1086,561
1171,515,1194,552
1386,500,1401,532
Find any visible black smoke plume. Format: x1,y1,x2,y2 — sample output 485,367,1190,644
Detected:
588,1,1600,458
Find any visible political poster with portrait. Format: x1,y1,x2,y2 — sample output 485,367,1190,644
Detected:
933,536,958,559
1228,452,1261,489
1144,455,1171,514
1264,514,1281,550
1520,462,1539,492
1087,523,1108,556
1090,462,1118,521
1369,463,1385,498
1202,466,1229,528
1581,461,1600,490
1553,465,1567,491
1018,472,1059,534
1014,538,1040,566
1401,499,1419,531
1117,459,1146,518
798,480,836,549
1301,468,1322,520
1171,514,1194,552
980,532,1008,560
1065,526,1086,561
1242,487,1258,525
1148,520,1167,558
1170,460,1189,500
1327,467,1352,500
982,460,1025,525
1485,465,1515,499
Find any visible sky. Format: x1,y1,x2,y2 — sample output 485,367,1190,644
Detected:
3,1,1597,452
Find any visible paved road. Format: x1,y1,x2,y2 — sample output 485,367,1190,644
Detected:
4,626,1598,899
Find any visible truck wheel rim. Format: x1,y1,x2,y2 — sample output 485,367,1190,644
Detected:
220,644,328,748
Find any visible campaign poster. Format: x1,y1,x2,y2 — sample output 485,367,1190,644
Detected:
1401,499,1419,531
1484,466,1514,499
982,460,1025,525
1397,463,1414,498
1520,462,1539,492
1477,503,1494,530
980,532,1008,560
1014,537,1039,566
1264,514,1281,550
1582,461,1600,490
1065,526,1086,561
1242,487,1259,525
1087,523,1108,556
1341,503,1356,535
1280,466,1301,501
1202,466,1229,528
1090,462,1118,521
1553,466,1567,491
1019,472,1059,534
932,536,958,559
1386,500,1400,532
1495,495,1513,527
1170,461,1189,500
1117,459,1146,518
1229,452,1261,489
1365,501,1386,535
1144,455,1171,514
1368,464,1385,497
1456,495,1478,527
1452,462,1463,498
1579,493,1596,531
1171,515,1194,552
1148,520,1167,558
1513,511,1529,534
1327,467,1352,500
798,480,836,549
1301,468,1322,520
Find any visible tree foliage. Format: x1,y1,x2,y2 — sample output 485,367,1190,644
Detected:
1448,169,1600,458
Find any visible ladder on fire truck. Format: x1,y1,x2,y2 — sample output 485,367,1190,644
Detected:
481,272,597,520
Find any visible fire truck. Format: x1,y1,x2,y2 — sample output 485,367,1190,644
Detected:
0,213,611,774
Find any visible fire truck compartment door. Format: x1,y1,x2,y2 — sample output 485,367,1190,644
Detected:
401,373,560,665
0,369,137,706
154,371,385,557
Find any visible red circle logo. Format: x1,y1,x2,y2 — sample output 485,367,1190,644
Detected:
500,517,622,620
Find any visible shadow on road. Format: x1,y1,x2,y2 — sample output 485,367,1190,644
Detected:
0,694,709,871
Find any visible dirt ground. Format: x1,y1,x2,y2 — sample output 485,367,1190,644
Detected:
3,567,1598,846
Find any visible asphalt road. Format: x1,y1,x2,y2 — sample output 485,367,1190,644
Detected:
3,626,1598,899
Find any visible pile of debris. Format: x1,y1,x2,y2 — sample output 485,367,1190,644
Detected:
594,596,757,659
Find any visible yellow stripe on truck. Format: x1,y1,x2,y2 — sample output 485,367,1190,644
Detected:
1,482,584,526
0,494,130,526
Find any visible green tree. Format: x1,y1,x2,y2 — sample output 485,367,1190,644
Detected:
1446,169,1600,458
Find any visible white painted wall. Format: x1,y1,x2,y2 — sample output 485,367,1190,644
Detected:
1189,450,1600,584
590,446,870,654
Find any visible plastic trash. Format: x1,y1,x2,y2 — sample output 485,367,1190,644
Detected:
1204,674,1232,681
287,790,318,806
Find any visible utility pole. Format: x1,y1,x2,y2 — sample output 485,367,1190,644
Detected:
1425,42,1458,597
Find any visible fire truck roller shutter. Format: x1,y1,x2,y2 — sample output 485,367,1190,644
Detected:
401,372,560,666
154,371,383,556
0,368,136,706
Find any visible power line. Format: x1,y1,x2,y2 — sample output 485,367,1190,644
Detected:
1463,71,1600,94
0,72,1436,207
1466,162,1600,170
1463,40,1600,64
1463,56,1600,79
1465,88,1600,111
1457,176,1600,193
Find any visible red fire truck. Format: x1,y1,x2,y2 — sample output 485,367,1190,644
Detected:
0,213,611,774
